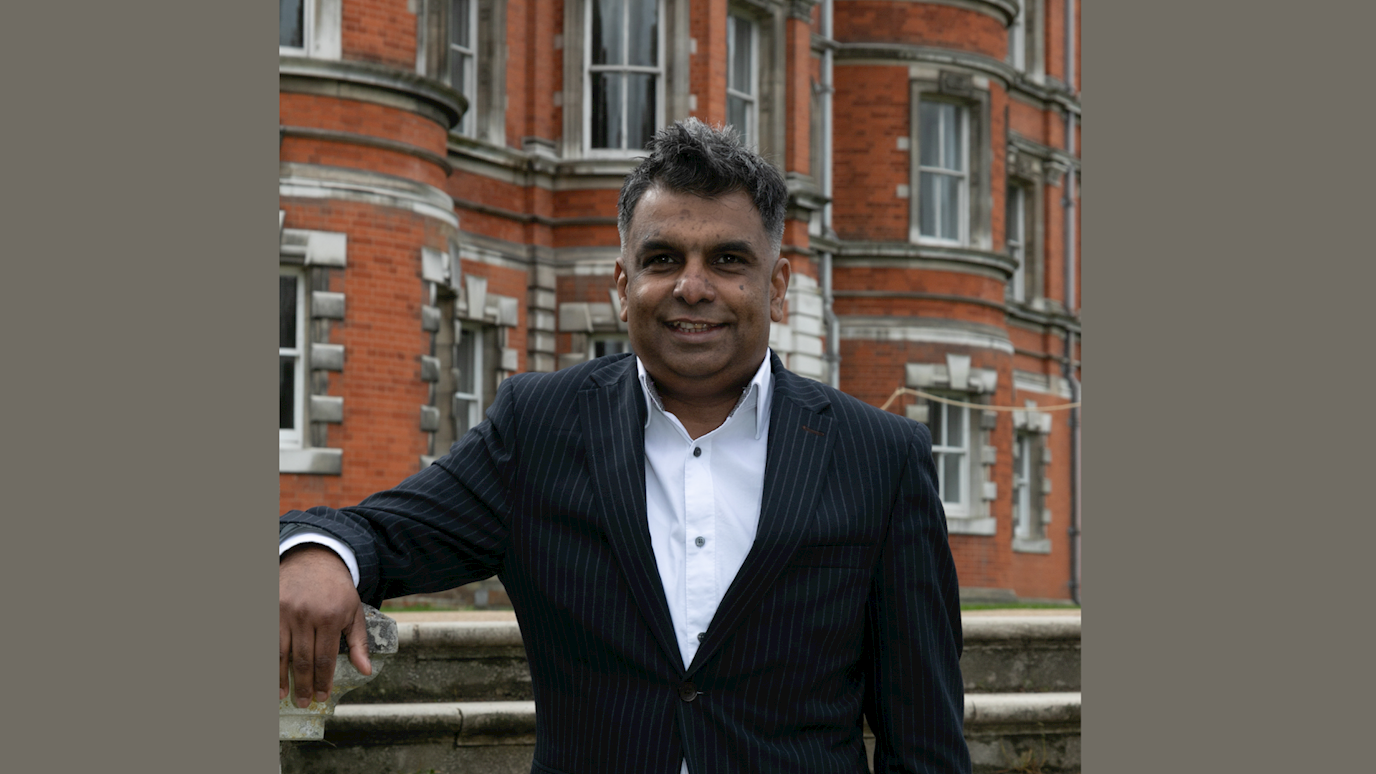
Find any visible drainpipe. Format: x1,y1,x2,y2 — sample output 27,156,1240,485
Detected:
820,0,840,388
1063,0,1080,604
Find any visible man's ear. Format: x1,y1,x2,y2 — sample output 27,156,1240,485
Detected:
769,256,791,323
614,257,630,323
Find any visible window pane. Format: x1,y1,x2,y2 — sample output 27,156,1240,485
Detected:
627,0,658,67
927,401,944,444
947,404,964,447
728,95,749,141
456,330,476,393
454,398,476,437
921,173,960,241
626,73,656,150
940,175,961,240
280,356,296,429
451,0,471,49
918,102,939,167
591,0,624,66
919,172,938,238
591,72,625,149
596,72,625,149
730,17,752,94
942,105,961,170
942,453,963,504
451,53,469,95
280,0,304,49
280,275,297,349
1006,188,1022,243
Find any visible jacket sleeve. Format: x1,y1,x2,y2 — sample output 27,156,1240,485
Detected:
279,374,522,608
863,421,971,774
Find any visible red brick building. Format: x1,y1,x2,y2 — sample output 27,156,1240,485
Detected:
279,0,1081,602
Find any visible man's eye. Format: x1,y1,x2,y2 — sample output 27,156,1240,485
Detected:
647,254,674,265
716,254,743,264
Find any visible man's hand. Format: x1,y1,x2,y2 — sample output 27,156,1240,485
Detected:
279,544,372,708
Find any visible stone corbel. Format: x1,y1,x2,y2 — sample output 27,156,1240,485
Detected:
279,604,398,741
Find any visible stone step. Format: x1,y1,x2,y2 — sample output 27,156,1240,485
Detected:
281,692,1081,774
341,614,1080,705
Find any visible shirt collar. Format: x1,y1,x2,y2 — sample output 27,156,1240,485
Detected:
636,349,775,441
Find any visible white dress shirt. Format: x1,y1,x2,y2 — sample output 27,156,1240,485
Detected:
637,353,772,670
282,352,776,774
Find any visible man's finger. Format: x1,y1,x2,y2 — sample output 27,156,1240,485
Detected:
292,624,316,708
312,620,339,704
280,622,292,700
346,603,372,677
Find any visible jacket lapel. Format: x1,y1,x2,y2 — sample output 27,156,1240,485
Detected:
578,356,684,676
687,356,836,675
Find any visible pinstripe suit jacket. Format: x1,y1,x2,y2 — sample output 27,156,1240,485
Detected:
281,352,970,774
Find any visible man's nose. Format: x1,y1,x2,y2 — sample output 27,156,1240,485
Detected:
674,260,716,304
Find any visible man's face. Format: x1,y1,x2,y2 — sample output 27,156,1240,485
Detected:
615,186,789,401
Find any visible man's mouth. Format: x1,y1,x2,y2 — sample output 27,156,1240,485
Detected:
667,321,722,332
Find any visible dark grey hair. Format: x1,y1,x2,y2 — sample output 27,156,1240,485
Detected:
617,119,788,252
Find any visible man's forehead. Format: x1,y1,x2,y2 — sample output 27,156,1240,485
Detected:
629,187,764,237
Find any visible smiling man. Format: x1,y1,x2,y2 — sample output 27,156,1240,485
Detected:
280,119,971,773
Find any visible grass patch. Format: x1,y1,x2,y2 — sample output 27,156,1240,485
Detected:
960,602,1080,611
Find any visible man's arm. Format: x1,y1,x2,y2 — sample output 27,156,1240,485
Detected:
278,373,523,708
863,421,971,773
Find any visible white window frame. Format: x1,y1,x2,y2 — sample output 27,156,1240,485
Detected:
454,323,485,437
726,12,759,148
917,100,970,246
1007,185,1026,302
279,266,307,449
279,0,313,56
928,397,970,517
584,0,665,156
1013,432,1034,539
449,0,478,136
1008,1,1026,71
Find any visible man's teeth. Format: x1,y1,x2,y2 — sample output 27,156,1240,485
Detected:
672,322,714,331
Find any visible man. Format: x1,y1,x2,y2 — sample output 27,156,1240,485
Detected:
280,119,971,773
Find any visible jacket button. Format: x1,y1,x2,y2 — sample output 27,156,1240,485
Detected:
679,682,699,702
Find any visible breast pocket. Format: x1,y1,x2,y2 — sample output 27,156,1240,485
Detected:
788,543,873,569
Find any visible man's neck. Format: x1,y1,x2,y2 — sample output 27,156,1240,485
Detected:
639,354,770,440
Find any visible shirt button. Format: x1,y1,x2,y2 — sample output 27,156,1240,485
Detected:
697,632,706,642
695,536,705,547
679,682,699,702
693,447,702,457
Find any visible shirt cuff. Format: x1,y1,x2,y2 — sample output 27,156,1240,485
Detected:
279,530,361,588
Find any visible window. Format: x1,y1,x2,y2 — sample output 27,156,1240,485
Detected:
449,0,477,136
279,268,307,448
726,13,758,147
590,335,633,359
279,0,311,54
918,101,969,244
1012,433,1034,539
587,0,663,152
927,397,970,517
1007,185,1026,302
453,323,485,437
1008,2,1025,71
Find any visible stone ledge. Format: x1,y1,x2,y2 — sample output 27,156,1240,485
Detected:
324,692,1078,735
397,620,526,651
965,692,1080,726
963,615,1081,642
329,701,537,743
